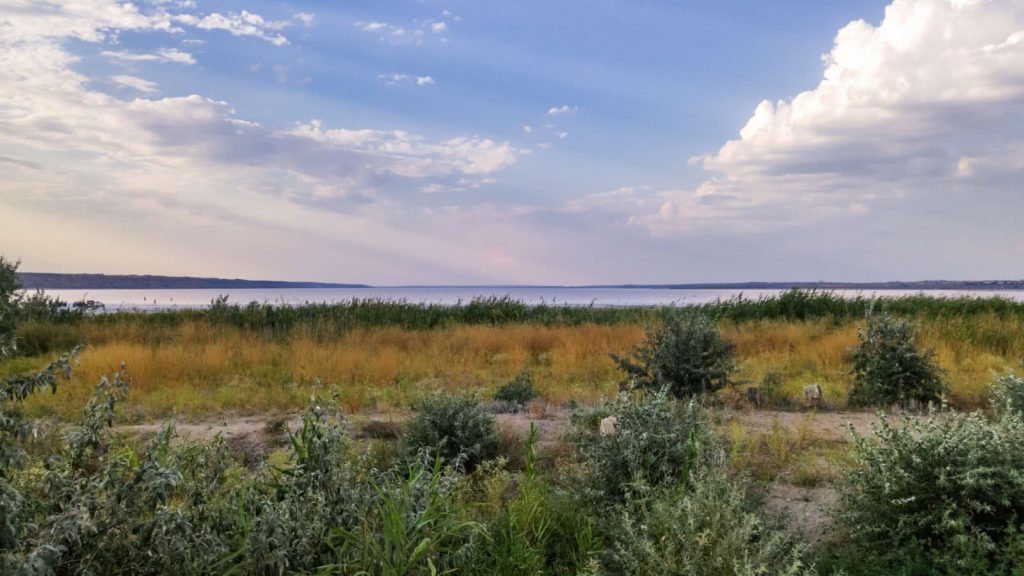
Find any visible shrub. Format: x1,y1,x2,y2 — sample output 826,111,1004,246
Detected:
612,313,735,398
848,312,944,407
404,392,498,471
574,391,712,503
604,456,816,575
759,370,788,408
990,372,1024,418
0,257,20,359
0,258,82,359
494,367,538,405
834,408,1024,575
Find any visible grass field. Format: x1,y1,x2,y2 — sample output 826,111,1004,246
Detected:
7,297,1023,421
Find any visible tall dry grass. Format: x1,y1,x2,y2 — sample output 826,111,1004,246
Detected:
12,315,1023,421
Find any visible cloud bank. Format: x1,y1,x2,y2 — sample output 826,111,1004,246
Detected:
591,0,1024,234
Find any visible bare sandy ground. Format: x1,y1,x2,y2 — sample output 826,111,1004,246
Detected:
114,407,887,445
115,407,891,545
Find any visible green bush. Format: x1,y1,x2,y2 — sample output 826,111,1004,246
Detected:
574,391,712,503
834,408,1024,575
494,367,538,405
0,257,19,359
605,457,816,576
848,312,944,407
612,313,735,398
404,392,498,471
990,372,1024,418
759,370,788,408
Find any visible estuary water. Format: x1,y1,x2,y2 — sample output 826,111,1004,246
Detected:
36,287,1024,311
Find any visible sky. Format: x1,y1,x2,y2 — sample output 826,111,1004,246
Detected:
1,0,1023,285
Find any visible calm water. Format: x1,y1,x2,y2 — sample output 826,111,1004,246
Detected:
36,287,1024,311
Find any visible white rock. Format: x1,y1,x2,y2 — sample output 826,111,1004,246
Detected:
599,415,619,437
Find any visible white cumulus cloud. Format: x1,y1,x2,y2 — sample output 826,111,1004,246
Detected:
610,0,1024,235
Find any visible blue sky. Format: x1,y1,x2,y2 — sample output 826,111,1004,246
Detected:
1,0,1023,284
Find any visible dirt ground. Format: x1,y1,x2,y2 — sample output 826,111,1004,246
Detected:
115,407,888,545
114,407,885,445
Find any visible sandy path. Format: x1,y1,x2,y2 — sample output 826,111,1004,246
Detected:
114,407,888,445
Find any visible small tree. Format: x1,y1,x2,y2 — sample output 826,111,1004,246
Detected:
612,313,735,398
848,312,944,408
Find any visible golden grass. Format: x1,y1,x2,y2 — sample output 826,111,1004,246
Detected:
11,316,1023,422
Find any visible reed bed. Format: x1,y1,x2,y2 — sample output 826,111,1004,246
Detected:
10,307,1023,421
34,290,1024,335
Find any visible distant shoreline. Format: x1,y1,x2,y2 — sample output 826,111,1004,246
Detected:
17,273,368,290
18,273,1024,291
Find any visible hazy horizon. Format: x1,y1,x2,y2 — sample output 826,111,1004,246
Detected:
16,270,1024,289
3,0,1024,285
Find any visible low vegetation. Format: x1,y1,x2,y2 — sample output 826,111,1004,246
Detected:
5,263,1023,419
2,355,821,574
